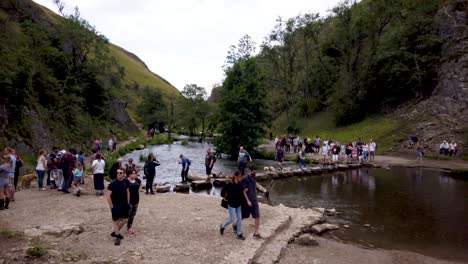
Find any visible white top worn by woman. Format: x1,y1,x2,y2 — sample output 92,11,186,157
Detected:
35,156,46,171
92,159,105,174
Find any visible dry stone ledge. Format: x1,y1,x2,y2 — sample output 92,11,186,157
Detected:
292,169,304,176
173,183,189,192
24,223,85,237
155,185,170,193
325,208,336,216
190,180,212,191
294,233,319,246
310,223,340,234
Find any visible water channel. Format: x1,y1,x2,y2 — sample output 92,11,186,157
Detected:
123,141,468,262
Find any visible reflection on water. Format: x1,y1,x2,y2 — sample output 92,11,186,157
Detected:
269,167,468,262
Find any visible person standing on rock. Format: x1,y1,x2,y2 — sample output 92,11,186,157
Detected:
143,154,160,194
92,153,105,196
237,146,252,175
126,170,142,234
106,169,130,246
205,148,216,178
179,154,190,183
219,171,246,240
242,166,262,239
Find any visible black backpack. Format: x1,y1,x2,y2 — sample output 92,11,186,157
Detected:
143,160,150,175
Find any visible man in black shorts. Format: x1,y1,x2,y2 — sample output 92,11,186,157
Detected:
106,169,130,246
242,166,262,239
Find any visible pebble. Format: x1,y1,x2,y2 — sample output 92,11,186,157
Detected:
364,224,371,228
343,225,350,229
195,217,202,221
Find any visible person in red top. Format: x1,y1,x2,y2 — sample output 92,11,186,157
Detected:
60,149,77,194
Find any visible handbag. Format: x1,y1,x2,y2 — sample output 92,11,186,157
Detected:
221,199,228,209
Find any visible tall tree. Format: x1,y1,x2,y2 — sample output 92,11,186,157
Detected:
216,57,270,158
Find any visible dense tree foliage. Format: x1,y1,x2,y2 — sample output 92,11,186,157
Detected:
0,0,124,146
216,55,271,158
258,0,443,129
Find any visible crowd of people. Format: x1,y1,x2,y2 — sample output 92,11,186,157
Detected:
439,140,458,156
275,135,378,166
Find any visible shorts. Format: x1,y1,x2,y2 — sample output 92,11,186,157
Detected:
73,177,82,183
0,179,8,188
363,151,369,158
111,204,129,221
205,166,212,175
243,202,260,219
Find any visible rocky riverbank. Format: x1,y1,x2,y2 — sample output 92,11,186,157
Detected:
0,177,464,264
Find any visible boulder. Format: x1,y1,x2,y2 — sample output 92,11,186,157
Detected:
310,223,340,234
174,183,189,192
191,180,212,191
294,234,319,246
136,144,145,150
364,224,371,228
155,185,170,193
338,164,349,170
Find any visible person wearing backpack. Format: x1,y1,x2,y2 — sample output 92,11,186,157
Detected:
143,154,160,195
179,154,190,183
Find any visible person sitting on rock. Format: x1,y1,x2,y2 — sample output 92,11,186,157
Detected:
439,141,449,155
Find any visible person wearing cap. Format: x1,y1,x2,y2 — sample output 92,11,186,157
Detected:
109,159,123,180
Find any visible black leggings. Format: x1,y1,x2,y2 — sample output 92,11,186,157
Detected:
127,203,139,229
146,175,155,193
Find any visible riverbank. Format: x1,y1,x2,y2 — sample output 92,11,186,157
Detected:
0,182,464,264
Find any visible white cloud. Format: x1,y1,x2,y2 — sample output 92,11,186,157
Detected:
33,0,342,94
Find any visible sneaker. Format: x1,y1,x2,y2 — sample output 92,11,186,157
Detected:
253,233,263,239
111,232,117,237
237,234,245,240
127,229,135,235
114,237,121,246
219,225,225,236
116,234,124,240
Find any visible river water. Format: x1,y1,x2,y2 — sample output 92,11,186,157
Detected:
123,141,468,262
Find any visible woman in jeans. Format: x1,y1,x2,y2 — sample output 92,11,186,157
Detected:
219,171,245,240
35,149,47,191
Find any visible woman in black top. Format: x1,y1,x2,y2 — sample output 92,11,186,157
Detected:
219,171,245,240
126,170,142,235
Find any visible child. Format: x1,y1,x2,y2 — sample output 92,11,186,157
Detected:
72,162,84,197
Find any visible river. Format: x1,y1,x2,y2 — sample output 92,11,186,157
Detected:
123,141,468,262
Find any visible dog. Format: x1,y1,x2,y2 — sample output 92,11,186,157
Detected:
21,173,37,189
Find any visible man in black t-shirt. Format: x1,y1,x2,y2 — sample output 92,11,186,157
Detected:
106,169,129,246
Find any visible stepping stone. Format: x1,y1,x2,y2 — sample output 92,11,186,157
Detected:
174,183,189,192
213,178,231,187
155,185,170,193
292,169,304,176
310,223,340,234
190,180,212,191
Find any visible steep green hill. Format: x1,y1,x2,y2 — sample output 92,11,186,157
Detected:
0,0,179,153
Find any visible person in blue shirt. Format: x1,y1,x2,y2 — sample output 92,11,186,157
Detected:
179,154,190,183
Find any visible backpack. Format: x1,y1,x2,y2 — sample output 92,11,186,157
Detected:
143,160,150,175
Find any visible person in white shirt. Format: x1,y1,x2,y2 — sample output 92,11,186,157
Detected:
108,138,114,152
449,141,457,156
321,143,329,165
369,140,377,161
92,153,106,196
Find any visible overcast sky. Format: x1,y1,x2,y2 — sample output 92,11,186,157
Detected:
33,0,342,94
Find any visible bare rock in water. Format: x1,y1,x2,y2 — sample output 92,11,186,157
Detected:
325,208,336,216
213,178,231,188
364,224,371,228
190,180,212,191
174,184,189,192
156,185,170,193
294,234,319,246
310,223,340,234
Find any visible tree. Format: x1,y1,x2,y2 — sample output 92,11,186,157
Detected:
178,84,212,142
137,87,167,130
223,34,256,72
216,57,270,158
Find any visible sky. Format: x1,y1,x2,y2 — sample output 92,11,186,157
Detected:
33,0,343,94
